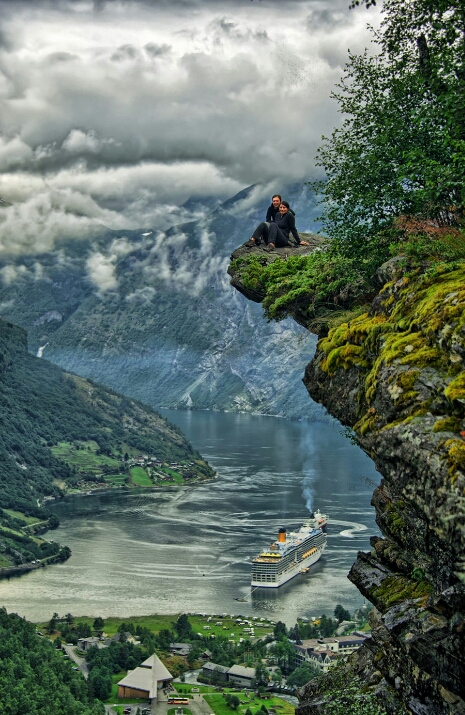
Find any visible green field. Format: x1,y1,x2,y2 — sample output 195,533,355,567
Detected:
203,691,294,715
104,474,128,486
130,467,153,486
51,441,121,474
35,613,274,645
3,509,41,525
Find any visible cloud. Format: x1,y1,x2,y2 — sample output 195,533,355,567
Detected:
0,0,381,254
86,250,118,294
62,129,118,154
0,186,122,255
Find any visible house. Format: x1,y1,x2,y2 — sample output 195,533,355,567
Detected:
169,643,192,657
227,664,256,687
77,636,102,652
117,653,173,701
104,632,140,646
201,662,229,683
293,634,368,671
307,650,338,673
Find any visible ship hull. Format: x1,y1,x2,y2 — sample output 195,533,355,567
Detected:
251,540,326,589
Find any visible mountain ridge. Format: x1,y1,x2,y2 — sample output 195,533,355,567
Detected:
0,183,328,421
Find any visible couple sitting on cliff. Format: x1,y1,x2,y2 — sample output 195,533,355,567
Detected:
245,194,309,251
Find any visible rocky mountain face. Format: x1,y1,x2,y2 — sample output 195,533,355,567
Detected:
228,249,465,714
0,184,327,421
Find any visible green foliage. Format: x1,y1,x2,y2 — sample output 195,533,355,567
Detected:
0,607,103,715
334,605,352,623
390,228,465,263
273,621,287,640
0,318,214,518
173,614,194,641
311,0,465,267
233,250,372,325
286,663,319,688
309,663,395,715
86,640,146,677
93,617,105,633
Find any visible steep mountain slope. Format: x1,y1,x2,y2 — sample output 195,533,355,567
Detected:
0,317,212,508
229,250,465,714
0,184,327,420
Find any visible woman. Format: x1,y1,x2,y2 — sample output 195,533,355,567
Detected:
246,201,309,250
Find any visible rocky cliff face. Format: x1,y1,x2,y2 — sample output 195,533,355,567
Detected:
228,248,465,715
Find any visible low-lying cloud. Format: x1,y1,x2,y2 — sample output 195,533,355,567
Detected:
0,0,381,256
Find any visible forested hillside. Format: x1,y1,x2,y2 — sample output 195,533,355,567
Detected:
0,608,103,715
0,317,213,570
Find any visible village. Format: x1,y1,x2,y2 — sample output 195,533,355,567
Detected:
48,610,370,715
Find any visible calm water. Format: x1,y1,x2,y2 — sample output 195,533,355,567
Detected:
0,411,380,626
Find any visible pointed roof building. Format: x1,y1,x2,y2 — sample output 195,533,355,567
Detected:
117,653,173,701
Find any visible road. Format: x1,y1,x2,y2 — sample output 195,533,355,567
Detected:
104,692,213,715
63,643,89,680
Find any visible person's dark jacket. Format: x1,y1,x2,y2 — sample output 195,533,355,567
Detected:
265,204,296,222
265,204,280,222
274,210,300,243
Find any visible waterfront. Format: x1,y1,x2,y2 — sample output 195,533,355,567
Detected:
0,410,380,625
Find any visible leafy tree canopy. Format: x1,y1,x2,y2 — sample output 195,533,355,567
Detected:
311,0,464,270
0,608,103,715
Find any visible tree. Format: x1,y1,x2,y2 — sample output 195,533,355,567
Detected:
157,628,175,650
273,621,287,640
173,613,193,641
254,662,268,686
47,612,59,634
334,605,352,623
287,662,320,688
271,640,295,674
93,617,105,633
312,0,465,272
76,622,92,639
88,666,112,700
229,695,240,710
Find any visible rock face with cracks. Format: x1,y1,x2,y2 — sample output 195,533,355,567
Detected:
228,248,465,715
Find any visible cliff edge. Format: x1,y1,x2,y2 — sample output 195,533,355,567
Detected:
228,246,465,715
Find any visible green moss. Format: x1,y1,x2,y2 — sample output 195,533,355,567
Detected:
370,574,433,609
355,411,378,436
324,343,369,373
433,417,462,433
444,438,465,471
444,372,465,402
396,370,419,391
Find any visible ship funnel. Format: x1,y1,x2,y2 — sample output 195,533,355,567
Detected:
278,528,286,543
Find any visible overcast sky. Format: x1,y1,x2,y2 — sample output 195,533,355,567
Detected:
0,0,381,255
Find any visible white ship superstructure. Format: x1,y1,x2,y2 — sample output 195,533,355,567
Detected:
251,515,327,589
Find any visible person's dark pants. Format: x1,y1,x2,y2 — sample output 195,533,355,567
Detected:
268,223,288,247
252,222,270,245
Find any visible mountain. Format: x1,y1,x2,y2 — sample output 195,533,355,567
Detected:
0,318,213,571
229,251,465,714
0,184,327,421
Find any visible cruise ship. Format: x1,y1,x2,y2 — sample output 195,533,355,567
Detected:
251,513,328,589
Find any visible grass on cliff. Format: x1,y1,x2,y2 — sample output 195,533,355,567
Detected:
231,226,465,333
230,249,373,329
